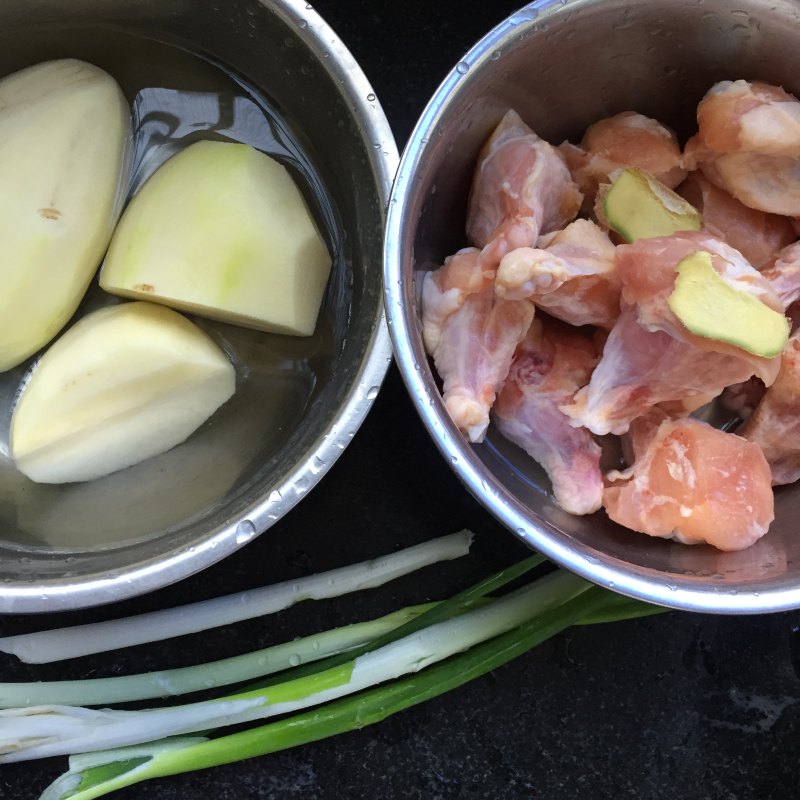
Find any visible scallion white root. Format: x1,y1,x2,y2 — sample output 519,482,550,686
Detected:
0,531,472,664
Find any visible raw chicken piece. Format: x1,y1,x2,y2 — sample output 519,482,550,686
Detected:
684,80,800,215
740,330,800,484
604,412,774,551
693,80,800,155
495,219,621,329
493,317,602,515
760,241,800,310
420,247,494,354
561,232,783,435
467,110,582,268
558,111,686,212
677,172,796,269
616,231,783,330
421,248,535,442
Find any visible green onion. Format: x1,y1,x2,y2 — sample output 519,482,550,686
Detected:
0,531,473,664
0,540,664,800
1,570,589,762
0,604,435,709
38,587,614,800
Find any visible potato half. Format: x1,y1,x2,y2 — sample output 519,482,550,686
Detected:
0,59,131,371
11,302,235,484
100,141,332,337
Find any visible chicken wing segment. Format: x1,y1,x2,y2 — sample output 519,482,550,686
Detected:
495,219,621,329
558,111,686,212
685,80,800,215
493,318,602,515
677,172,796,269
421,248,535,442
561,233,783,435
467,110,582,268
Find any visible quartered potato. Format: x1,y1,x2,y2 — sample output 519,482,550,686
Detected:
11,302,235,484
0,59,131,372
100,140,332,337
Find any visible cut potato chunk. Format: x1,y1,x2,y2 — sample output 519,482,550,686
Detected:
100,140,332,337
11,302,235,484
0,59,131,372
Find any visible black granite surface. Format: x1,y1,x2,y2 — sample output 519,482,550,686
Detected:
3,1,800,798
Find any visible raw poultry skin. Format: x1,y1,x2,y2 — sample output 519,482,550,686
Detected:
467,109,582,269
561,232,783,435
684,80,800,215
493,317,603,515
740,330,800,485
421,247,535,442
558,111,686,213
677,172,796,269
760,241,800,311
495,218,621,329
604,412,774,551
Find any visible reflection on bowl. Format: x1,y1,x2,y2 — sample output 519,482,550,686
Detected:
384,0,800,613
0,0,396,612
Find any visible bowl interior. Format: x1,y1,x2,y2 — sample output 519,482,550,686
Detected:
0,0,393,610
387,0,800,612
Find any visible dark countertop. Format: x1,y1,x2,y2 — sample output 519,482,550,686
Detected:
3,1,800,798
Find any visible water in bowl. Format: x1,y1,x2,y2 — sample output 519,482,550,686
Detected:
0,28,346,549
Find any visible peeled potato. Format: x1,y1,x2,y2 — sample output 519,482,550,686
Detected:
100,140,332,337
10,302,235,484
0,59,131,371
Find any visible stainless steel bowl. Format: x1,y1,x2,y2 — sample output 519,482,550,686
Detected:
384,0,800,613
0,0,396,612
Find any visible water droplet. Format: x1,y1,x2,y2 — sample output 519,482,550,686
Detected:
668,583,678,592
366,92,376,102
490,50,502,61
455,61,469,75
515,527,525,536
236,519,257,544
298,19,308,28
366,385,380,400
269,490,283,503
289,654,302,667
512,7,539,23
608,581,615,589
